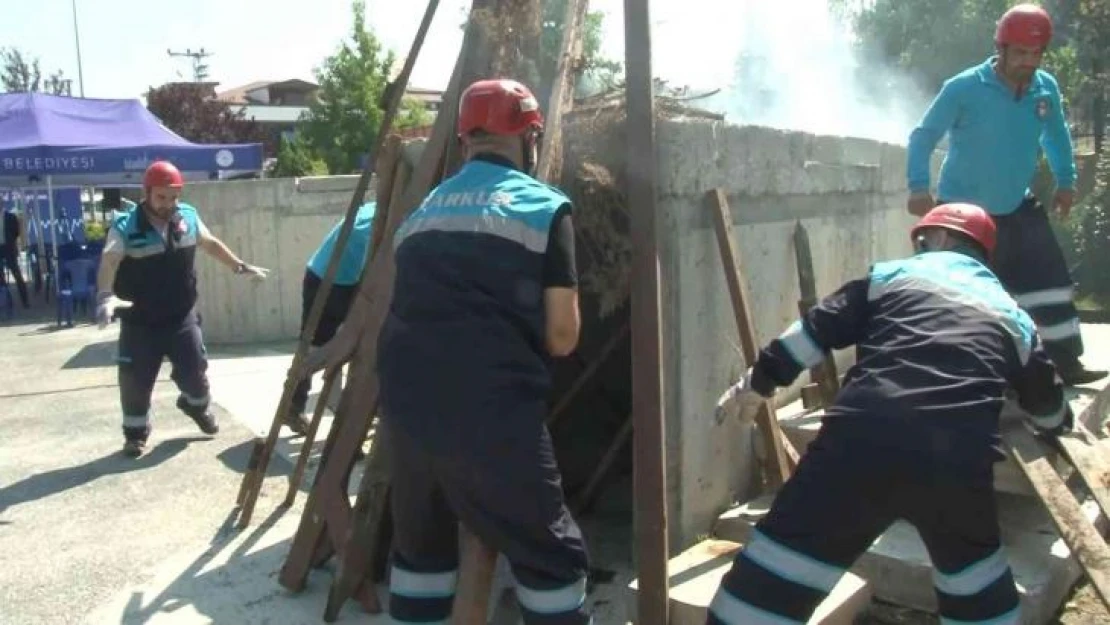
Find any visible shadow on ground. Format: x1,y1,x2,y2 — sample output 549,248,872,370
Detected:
0,436,208,515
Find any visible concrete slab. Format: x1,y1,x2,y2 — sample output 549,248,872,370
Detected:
627,539,871,624
715,493,1098,623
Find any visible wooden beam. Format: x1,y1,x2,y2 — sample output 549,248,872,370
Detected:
624,0,669,622
572,415,633,515
233,0,441,530
547,320,630,426
706,189,798,487
278,4,463,595
1003,425,1110,612
536,0,589,184
793,221,840,407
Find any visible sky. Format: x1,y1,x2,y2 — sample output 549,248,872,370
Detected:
0,0,925,142
0,0,761,100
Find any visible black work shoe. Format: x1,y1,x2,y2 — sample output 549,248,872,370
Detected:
176,396,219,435
123,439,146,458
191,413,219,435
1059,362,1109,386
285,412,311,436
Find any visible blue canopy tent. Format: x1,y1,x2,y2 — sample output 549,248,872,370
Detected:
0,92,264,310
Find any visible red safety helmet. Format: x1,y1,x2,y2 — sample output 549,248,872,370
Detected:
457,79,544,137
911,203,998,257
143,160,184,189
995,4,1053,49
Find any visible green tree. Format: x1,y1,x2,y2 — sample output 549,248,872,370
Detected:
829,0,1010,94
1074,0,1110,153
270,135,328,178
1,47,72,95
146,82,270,151
299,0,429,175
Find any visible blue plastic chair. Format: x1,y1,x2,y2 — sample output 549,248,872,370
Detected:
57,257,96,327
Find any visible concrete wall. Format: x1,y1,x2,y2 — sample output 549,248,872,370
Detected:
183,175,370,345
652,119,928,550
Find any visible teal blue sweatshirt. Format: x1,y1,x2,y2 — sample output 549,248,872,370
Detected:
906,57,1076,216
306,202,376,286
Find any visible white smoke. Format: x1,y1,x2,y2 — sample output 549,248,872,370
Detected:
708,0,931,144
593,0,932,145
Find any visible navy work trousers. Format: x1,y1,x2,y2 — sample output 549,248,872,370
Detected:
117,309,210,442
385,419,592,624
707,422,1020,624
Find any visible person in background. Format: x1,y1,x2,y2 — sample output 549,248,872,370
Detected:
0,205,30,308
706,203,1071,625
95,160,269,457
905,3,1105,385
284,201,376,435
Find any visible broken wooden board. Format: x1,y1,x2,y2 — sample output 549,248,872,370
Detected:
706,188,798,487
716,491,1099,622
1056,432,1110,521
792,221,840,407
627,539,871,624
1003,424,1110,612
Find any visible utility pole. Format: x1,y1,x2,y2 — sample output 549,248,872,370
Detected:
167,48,213,82
71,0,85,96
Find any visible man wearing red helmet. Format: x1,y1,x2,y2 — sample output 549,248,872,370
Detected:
96,160,269,457
372,78,590,623
706,203,1071,624
906,4,1105,386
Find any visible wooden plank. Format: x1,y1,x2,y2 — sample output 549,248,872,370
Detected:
572,414,633,515
535,0,589,184
278,0,460,595
233,0,441,530
282,368,340,507
547,320,630,426
1057,431,1110,523
706,189,798,486
624,0,669,622
793,221,839,407
1003,424,1110,612
451,528,500,625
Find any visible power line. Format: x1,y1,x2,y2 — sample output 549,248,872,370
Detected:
167,47,213,82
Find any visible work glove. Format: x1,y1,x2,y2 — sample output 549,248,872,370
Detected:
236,262,270,282
96,292,132,330
714,368,767,425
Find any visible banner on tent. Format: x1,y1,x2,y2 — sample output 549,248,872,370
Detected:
0,189,84,246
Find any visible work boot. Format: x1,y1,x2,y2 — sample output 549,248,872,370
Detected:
122,438,146,458
177,396,219,435
284,412,311,436
1059,361,1108,386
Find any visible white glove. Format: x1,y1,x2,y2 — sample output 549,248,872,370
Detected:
714,368,766,425
96,292,132,329
237,263,270,282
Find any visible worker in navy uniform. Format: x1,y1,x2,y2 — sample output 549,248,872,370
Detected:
906,4,1104,385
707,203,1072,625
96,161,269,458
284,201,377,435
302,78,590,623
0,204,29,308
